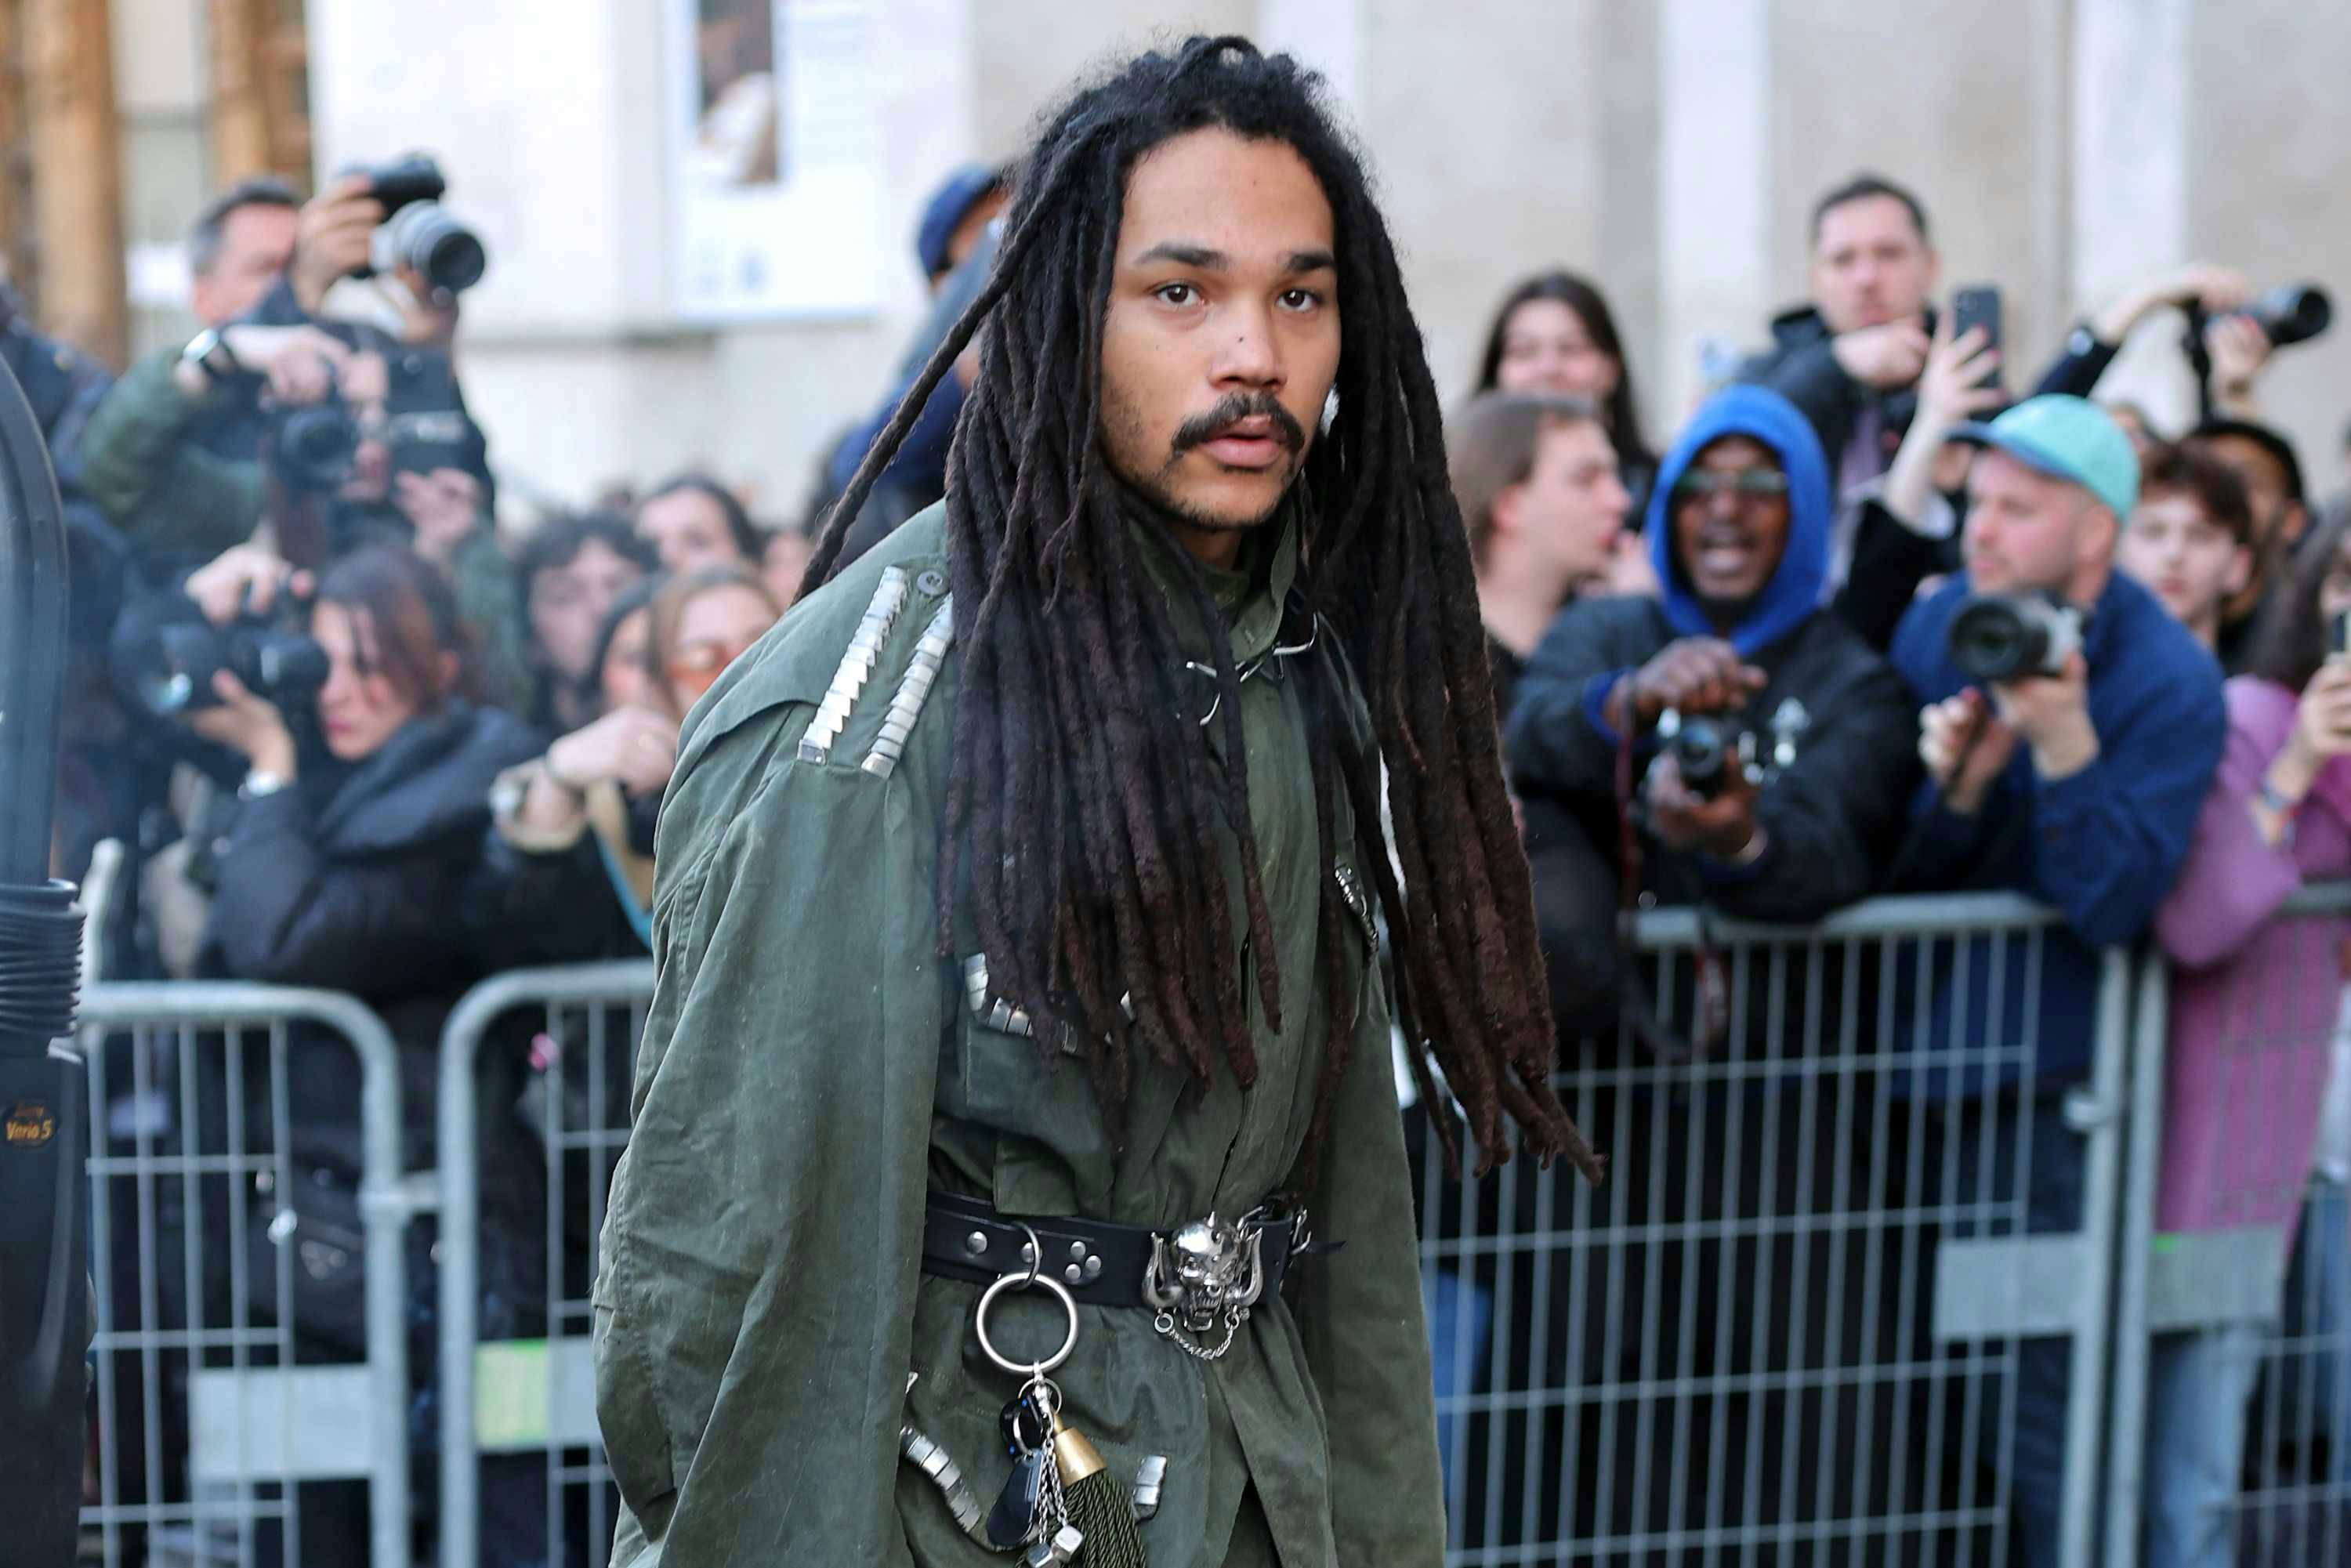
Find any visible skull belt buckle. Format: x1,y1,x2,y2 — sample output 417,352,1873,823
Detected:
1142,1210,1277,1362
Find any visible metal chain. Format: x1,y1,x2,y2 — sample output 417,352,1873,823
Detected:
1153,1304,1248,1362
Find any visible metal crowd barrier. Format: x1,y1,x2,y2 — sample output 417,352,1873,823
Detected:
98,888,2351,1566
435,959,654,1568
1420,892,2128,1566
75,982,412,1568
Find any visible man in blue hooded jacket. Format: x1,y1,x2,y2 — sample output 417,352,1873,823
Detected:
1484,384,1918,1548
1507,382,1918,956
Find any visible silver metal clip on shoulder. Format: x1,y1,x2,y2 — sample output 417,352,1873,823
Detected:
863,596,955,778
799,565,915,766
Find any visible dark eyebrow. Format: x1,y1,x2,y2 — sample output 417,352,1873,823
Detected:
1132,241,1227,269
1127,242,1339,275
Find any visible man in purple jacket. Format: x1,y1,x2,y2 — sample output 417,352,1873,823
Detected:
1891,395,2226,1567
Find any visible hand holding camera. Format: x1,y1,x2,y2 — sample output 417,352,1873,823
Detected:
1918,689,2017,816
289,175,386,316
1644,740,1763,862
288,157,489,318
183,542,310,628
1605,637,1767,736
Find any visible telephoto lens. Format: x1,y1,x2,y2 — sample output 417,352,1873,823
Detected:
2244,283,2332,349
1947,592,2083,683
379,201,488,296
107,595,328,719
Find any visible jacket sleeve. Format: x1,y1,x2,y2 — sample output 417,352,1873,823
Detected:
1741,338,1857,463
206,789,481,990
1703,657,1922,921
2154,692,2306,969
1505,604,1648,810
2030,675,2227,948
78,349,266,556
1835,497,1955,653
475,818,639,969
2030,331,2120,400
1296,958,1446,1564
596,724,940,1566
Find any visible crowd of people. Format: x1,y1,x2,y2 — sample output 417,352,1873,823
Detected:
27,144,2351,1566
1445,172,2351,1566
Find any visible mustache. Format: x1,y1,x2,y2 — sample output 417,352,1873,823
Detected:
1170,393,1307,456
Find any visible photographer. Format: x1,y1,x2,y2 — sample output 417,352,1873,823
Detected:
1506,382,1918,947
1890,395,2226,1568
1483,384,1914,1552
180,539,545,1562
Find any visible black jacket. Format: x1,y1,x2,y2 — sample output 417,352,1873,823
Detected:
1509,596,1919,921
201,701,545,1171
1738,304,1925,479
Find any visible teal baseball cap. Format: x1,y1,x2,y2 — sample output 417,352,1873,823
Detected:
1951,394,2139,521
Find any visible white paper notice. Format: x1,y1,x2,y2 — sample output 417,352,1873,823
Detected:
671,0,883,319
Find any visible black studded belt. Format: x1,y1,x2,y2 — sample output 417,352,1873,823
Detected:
918,1190,1317,1316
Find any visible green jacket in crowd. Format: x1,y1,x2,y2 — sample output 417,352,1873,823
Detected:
594,502,1446,1565
79,346,532,712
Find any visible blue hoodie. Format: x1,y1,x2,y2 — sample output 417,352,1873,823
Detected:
1644,383,1832,657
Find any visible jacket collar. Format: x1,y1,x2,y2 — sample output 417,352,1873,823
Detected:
1128,488,1302,667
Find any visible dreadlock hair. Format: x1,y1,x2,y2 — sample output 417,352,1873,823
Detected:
803,36,1600,1184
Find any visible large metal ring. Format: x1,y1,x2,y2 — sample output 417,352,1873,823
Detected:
974,1269,1080,1378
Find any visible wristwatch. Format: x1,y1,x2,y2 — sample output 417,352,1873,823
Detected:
2065,323,2108,360
237,768,289,802
181,327,241,386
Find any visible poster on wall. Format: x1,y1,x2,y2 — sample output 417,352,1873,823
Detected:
670,0,883,319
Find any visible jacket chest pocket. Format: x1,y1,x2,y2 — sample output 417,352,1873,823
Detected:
944,956,1103,1133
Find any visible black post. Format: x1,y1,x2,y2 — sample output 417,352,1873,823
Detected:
0,346,89,1565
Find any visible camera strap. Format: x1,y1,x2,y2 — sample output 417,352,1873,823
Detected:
1613,717,1727,1063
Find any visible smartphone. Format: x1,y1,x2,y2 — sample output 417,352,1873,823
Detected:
2329,607,2351,664
1950,284,2003,386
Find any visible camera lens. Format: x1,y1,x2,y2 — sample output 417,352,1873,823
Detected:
1672,719,1732,798
2249,284,2332,349
252,635,331,696
387,203,487,295
1947,597,2042,684
276,406,360,491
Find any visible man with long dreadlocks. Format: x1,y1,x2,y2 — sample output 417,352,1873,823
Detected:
593,37,1599,1566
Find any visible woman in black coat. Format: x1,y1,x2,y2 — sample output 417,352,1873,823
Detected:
183,540,545,1564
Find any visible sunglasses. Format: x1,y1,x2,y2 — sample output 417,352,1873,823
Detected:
1672,469,1791,502
665,639,755,701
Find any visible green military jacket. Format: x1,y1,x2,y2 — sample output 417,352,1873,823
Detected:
594,502,1445,1565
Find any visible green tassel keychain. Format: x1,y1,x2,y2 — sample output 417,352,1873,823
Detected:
1049,1412,1150,1568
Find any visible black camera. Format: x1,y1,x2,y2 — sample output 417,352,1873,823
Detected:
270,388,363,494
356,154,488,297
2237,283,2333,349
107,594,327,720
1660,711,1756,800
1947,592,2084,683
